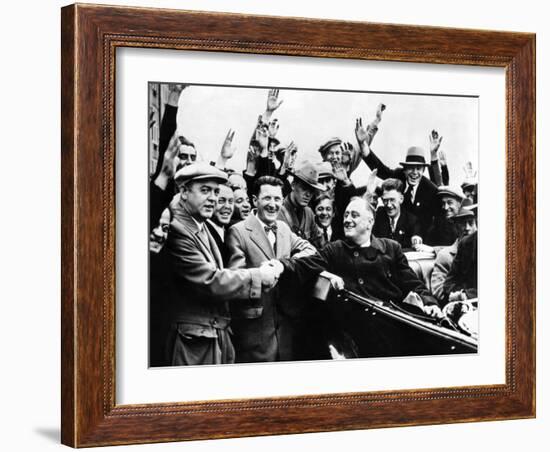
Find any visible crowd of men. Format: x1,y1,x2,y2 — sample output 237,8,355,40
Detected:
149,84,479,366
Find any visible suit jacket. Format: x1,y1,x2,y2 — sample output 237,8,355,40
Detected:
372,208,421,249
363,150,439,235
425,216,458,247
278,196,323,248
226,214,316,362
442,231,478,303
166,202,262,332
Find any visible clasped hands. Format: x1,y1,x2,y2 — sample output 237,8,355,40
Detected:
259,259,284,291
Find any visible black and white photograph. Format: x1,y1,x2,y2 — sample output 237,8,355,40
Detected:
148,82,479,367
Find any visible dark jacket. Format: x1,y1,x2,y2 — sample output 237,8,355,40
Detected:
281,236,437,357
425,216,459,247
442,231,478,303
205,221,229,266
282,236,437,307
363,150,439,235
373,208,422,249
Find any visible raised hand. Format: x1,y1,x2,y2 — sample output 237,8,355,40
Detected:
245,145,258,176
332,161,351,186
340,142,354,168
429,130,443,160
281,141,298,174
374,103,386,124
266,88,283,113
166,84,186,106
154,132,179,190
463,161,477,179
255,125,269,157
355,117,370,145
220,128,236,160
268,119,280,138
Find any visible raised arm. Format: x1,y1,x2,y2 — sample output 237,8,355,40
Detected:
154,84,185,179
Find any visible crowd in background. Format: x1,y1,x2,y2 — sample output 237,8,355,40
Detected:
149,84,479,366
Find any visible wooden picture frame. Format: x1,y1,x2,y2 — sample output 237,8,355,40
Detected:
61,3,535,447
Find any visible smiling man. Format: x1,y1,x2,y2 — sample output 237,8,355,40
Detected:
205,183,235,265
165,163,280,366
273,196,440,357
356,126,440,236
372,178,422,249
230,187,252,225
226,176,317,362
425,186,464,247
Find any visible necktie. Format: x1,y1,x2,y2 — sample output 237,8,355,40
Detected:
322,226,329,243
390,217,396,233
405,185,414,204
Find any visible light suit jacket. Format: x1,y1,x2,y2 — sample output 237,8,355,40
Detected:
226,214,316,361
166,203,262,332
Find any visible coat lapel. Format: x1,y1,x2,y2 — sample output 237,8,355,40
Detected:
172,204,220,268
247,215,275,260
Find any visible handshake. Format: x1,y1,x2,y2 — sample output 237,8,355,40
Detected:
259,259,284,291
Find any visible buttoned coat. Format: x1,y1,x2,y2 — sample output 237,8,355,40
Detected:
281,236,438,356
226,214,316,362
363,150,439,235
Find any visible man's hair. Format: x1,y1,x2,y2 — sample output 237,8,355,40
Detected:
381,178,404,194
349,196,376,218
252,175,284,196
312,192,335,210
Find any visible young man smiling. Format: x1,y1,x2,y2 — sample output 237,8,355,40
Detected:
355,121,440,236
226,176,316,362
372,178,422,249
206,182,235,265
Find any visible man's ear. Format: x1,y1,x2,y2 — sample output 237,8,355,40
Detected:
398,193,404,204
252,195,258,208
179,184,188,201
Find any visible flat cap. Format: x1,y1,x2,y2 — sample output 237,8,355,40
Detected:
174,162,228,187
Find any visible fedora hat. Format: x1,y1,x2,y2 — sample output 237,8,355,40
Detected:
399,146,430,167
437,185,464,201
292,160,326,191
452,198,475,221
